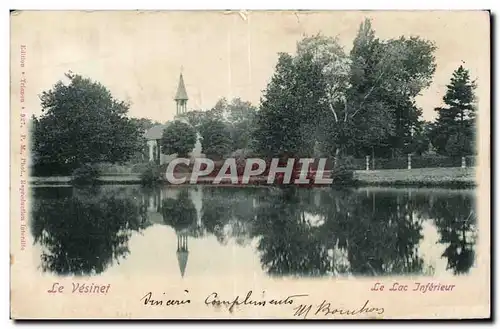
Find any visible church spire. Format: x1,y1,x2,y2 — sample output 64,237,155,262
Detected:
175,70,188,115
176,233,189,278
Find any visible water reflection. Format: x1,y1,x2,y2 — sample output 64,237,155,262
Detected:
30,185,477,278
31,186,149,276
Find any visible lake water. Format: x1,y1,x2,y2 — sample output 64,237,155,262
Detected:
30,185,477,279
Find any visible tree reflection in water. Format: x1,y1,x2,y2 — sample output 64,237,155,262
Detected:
201,187,256,245
31,186,149,276
161,189,197,232
253,187,330,277
252,188,424,277
202,187,475,277
427,194,477,275
329,190,424,276
30,185,477,277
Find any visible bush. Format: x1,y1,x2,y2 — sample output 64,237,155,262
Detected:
71,164,100,185
326,155,478,171
31,162,74,176
131,162,151,174
94,162,133,175
161,161,192,175
140,163,162,186
330,166,355,185
466,155,477,167
374,155,467,169
336,156,363,170
412,155,462,168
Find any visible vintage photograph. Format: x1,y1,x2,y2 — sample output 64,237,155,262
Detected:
10,10,490,319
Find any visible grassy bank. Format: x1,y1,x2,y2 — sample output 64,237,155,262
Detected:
29,174,142,185
354,167,476,188
29,167,476,187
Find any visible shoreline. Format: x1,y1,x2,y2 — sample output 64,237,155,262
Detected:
28,167,476,188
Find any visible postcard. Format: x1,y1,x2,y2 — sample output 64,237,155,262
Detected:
10,10,491,319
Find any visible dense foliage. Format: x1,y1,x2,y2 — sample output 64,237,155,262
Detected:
31,20,478,180
140,163,162,186
429,65,477,156
176,97,257,157
198,118,232,159
71,164,100,185
31,72,142,176
253,19,439,160
160,120,197,158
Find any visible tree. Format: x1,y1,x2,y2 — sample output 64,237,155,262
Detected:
174,97,257,158
226,98,257,151
199,117,232,159
430,65,477,156
199,118,232,159
294,34,353,158
31,72,142,175
253,19,436,162
175,110,208,129
380,36,436,157
327,20,435,158
405,121,431,156
253,52,328,158
160,120,197,158
296,25,398,158
130,118,161,134
129,118,161,162
210,98,228,119
445,133,470,157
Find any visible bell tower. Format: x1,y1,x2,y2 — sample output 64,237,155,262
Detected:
175,70,188,115
176,232,189,278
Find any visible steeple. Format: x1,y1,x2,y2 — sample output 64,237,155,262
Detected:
176,232,189,278
175,70,188,115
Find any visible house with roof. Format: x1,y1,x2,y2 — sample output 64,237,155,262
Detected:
144,72,202,164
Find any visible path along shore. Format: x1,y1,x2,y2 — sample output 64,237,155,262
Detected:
29,167,476,188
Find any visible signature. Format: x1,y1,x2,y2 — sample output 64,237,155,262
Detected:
139,289,384,318
293,299,385,319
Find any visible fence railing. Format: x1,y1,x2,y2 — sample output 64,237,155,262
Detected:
344,155,476,171
90,155,477,176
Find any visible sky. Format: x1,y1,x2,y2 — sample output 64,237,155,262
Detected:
11,11,490,123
